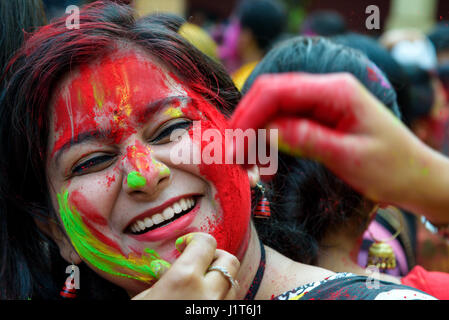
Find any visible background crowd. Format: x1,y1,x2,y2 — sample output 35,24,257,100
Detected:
2,0,449,300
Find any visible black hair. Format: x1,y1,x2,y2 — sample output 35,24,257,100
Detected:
0,0,46,86
332,33,434,128
300,10,347,37
332,32,410,122
0,1,240,299
399,65,435,127
438,63,449,94
237,0,286,52
428,21,449,53
243,37,401,264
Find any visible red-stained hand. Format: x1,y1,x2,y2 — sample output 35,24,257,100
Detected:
132,233,240,300
230,72,449,223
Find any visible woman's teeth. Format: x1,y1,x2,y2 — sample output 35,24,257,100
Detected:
130,197,195,234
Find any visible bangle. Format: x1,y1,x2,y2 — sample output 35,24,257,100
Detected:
421,216,449,241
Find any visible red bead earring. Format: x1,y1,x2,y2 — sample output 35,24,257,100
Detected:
60,265,78,299
252,183,271,219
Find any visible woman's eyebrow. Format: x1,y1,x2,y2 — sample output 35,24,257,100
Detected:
53,129,112,168
135,95,192,120
52,95,192,167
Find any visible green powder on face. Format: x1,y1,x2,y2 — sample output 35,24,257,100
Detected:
57,190,171,283
127,171,147,189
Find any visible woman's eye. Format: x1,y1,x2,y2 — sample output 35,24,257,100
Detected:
72,154,115,175
150,120,192,144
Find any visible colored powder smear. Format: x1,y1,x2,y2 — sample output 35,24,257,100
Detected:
164,106,183,118
178,82,252,257
127,171,147,189
57,190,170,283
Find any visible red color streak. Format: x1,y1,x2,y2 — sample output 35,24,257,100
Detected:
69,190,124,255
51,49,171,158
179,80,252,258
69,190,107,226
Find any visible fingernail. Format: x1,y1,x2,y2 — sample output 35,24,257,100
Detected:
175,233,194,253
175,236,185,253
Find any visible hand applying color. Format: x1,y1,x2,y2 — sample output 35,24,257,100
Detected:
132,233,240,300
230,72,449,224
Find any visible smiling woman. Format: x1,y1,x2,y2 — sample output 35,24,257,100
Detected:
0,1,250,299
0,1,439,300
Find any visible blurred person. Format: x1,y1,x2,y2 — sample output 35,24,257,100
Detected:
218,0,287,90
300,10,347,37
3,1,434,301
0,1,441,301
400,65,449,151
428,21,449,65
332,32,418,276
239,36,449,299
141,13,219,61
178,22,219,61
333,33,410,122
42,0,80,20
380,28,449,152
380,29,438,71
438,64,449,103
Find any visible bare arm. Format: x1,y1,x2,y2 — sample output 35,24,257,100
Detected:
230,72,449,224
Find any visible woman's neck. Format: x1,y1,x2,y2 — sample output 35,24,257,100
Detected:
234,223,263,299
317,232,401,284
240,224,335,300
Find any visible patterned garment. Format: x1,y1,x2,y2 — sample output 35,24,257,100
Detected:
274,273,437,300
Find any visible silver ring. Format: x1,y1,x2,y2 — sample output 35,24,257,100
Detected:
207,266,238,289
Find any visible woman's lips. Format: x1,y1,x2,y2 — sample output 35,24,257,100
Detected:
128,197,201,243
124,193,200,233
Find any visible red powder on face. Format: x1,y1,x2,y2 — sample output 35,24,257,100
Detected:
106,174,116,188
69,190,108,226
68,190,124,256
124,140,152,172
179,82,252,257
51,49,172,157
53,49,251,259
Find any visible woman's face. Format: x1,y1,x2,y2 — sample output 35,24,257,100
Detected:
45,46,252,295
413,78,449,150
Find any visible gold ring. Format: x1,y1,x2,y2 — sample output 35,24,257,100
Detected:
207,266,238,289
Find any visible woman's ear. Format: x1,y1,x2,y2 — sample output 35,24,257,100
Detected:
35,218,82,265
246,165,260,188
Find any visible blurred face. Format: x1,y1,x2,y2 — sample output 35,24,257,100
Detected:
45,46,252,295
413,78,449,150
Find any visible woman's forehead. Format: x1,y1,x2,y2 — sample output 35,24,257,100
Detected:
48,47,189,154
53,46,185,104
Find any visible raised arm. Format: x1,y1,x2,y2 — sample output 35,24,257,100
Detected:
230,72,449,224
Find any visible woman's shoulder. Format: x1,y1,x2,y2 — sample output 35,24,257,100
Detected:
273,272,437,300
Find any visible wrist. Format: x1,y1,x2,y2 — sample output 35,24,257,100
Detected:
399,138,449,223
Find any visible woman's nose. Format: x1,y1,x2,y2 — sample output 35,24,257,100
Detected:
122,140,171,199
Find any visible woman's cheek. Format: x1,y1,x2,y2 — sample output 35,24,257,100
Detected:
200,162,252,256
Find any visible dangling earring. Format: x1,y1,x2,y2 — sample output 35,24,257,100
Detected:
366,207,403,270
252,183,271,219
60,264,79,299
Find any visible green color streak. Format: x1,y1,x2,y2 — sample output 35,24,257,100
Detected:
127,171,147,189
91,80,104,109
175,237,185,253
57,190,170,282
